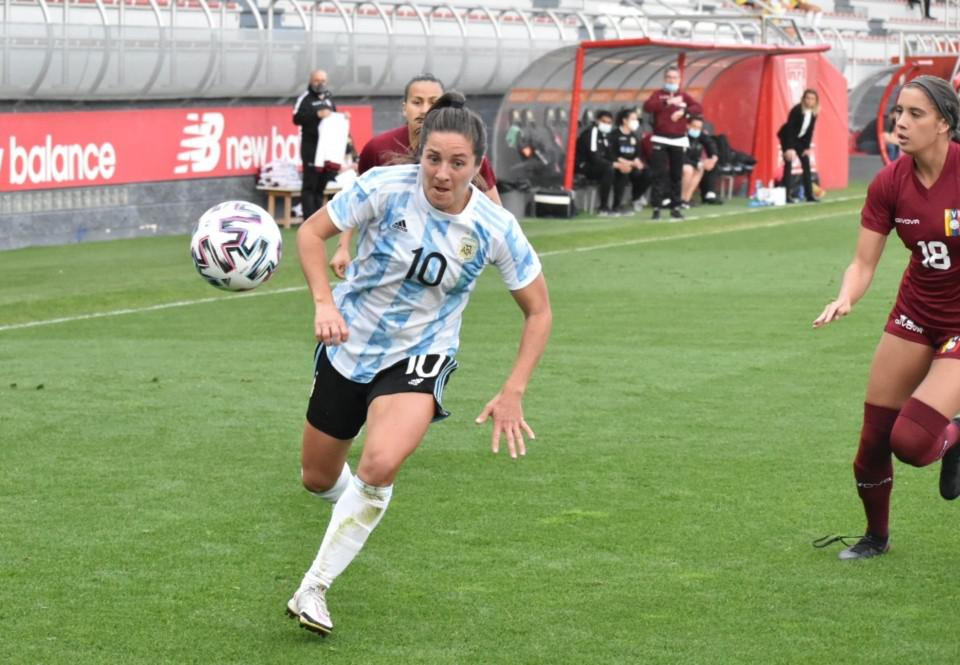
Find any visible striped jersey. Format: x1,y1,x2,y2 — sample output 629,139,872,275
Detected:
325,164,542,383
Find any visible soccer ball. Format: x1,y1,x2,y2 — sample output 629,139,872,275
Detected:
190,201,282,291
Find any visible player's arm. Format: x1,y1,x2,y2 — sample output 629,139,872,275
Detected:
475,273,552,459
298,207,350,344
813,227,888,328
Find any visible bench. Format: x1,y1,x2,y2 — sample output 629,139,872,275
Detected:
256,184,343,229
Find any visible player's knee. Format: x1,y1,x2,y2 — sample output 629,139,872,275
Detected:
889,398,945,468
356,450,400,487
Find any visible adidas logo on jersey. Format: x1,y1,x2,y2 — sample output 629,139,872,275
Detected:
391,219,408,233
408,377,424,386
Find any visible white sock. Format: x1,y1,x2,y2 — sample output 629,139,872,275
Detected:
305,462,352,503
301,476,393,590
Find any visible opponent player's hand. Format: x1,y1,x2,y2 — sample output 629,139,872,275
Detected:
475,390,535,460
329,245,351,279
670,110,685,122
813,298,852,328
313,302,349,345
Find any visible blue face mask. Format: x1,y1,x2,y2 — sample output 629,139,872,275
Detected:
664,83,679,93
688,129,701,139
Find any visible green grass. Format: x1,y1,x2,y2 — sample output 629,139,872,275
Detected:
3,186,959,664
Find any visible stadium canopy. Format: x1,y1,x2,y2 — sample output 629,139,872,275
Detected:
491,38,848,195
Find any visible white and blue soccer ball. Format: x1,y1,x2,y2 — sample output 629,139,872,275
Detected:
190,200,282,291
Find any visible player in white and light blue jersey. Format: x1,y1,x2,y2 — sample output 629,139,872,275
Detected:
286,92,553,637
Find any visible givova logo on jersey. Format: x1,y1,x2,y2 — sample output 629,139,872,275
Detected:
945,209,960,237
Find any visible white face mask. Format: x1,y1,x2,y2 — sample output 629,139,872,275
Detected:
598,122,613,134
628,120,640,132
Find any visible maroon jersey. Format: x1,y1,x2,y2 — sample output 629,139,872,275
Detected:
642,89,702,139
861,141,960,330
357,125,498,190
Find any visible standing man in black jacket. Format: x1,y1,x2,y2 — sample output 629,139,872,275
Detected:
776,88,819,203
293,69,337,220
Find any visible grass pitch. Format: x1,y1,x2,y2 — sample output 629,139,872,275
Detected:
3,186,959,664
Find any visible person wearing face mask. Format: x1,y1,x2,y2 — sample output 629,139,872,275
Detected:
680,116,720,207
643,66,702,221
329,74,501,277
610,108,650,215
293,69,337,220
575,110,616,216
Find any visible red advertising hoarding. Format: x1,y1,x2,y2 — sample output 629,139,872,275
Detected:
0,105,373,192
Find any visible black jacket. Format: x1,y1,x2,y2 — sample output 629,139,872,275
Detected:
575,125,613,172
777,104,817,152
292,86,336,152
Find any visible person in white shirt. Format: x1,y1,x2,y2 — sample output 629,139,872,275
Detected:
286,91,553,637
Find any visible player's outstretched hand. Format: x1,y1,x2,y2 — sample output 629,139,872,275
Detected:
314,302,349,345
813,298,852,328
475,390,536,460
329,246,351,279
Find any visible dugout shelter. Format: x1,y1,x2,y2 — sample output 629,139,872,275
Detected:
492,38,849,199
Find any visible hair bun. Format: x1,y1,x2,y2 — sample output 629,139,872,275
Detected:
430,91,467,111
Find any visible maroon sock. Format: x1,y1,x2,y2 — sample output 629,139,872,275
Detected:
890,398,958,467
854,403,898,539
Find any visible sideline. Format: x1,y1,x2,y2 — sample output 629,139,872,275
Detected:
0,202,858,333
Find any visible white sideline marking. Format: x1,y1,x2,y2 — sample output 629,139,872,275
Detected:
0,199,859,333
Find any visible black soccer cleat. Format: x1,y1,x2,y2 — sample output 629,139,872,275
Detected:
669,208,684,220
838,534,889,561
651,208,661,221
939,421,960,500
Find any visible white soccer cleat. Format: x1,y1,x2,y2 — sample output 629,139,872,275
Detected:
286,585,334,636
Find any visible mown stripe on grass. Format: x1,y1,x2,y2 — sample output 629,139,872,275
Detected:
0,204,858,333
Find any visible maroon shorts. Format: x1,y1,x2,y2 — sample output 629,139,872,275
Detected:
884,304,960,357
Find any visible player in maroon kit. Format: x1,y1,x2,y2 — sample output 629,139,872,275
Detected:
813,75,960,560
328,74,501,277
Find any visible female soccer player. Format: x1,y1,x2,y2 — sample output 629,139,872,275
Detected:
329,74,501,277
777,88,820,203
813,75,960,560
286,92,552,634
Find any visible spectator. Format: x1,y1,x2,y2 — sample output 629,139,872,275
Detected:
908,0,933,20
643,66,703,220
882,111,901,162
610,108,650,215
293,69,337,220
777,88,820,203
680,116,721,207
780,0,824,26
575,110,616,216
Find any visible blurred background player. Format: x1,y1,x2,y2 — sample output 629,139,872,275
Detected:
288,92,552,635
777,88,820,203
329,74,501,277
680,116,720,208
812,76,960,560
574,109,616,216
643,66,702,221
610,107,650,215
293,69,336,220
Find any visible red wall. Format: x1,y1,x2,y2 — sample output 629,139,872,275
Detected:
0,105,373,192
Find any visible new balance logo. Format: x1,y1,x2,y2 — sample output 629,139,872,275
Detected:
407,377,424,386
391,219,408,233
174,112,224,174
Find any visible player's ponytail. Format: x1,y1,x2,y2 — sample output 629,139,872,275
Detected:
420,91,487,163
903,75,960,142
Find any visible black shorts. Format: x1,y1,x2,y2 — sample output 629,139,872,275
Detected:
306,346,458,440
